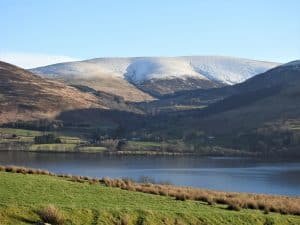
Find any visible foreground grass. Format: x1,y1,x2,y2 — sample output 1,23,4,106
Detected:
0,172,299,225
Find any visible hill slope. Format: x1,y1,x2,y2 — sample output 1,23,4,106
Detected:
147,61,300,155
31,56,279,97
142,60,298,113
31,59,155,102
198,60,300,118
1,171,299,225
0,61,138,124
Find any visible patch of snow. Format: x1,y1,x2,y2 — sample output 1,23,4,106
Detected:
184,56,279,84
124,58,207,84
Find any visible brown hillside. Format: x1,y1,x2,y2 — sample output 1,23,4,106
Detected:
0,61,108,123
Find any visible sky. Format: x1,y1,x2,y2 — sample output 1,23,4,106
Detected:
0,0,299,68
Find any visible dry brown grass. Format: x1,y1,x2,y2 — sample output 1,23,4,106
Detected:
1,165,300,216
99,177,300,216
0,165,55,176
0,61,111,124
37,204,64,225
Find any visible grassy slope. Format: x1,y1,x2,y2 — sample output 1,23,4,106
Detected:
0,172,299,225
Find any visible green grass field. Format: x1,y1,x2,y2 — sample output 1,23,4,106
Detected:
28,143,78,152
77,146,107,153
127,141,161,148
0,128,83,145
0,172,299,225
0,128,42,137
0,128,107,153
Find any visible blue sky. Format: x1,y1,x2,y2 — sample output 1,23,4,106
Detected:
0,0,299,68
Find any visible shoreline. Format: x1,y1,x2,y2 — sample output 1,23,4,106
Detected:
1,165,299,216
1,148,300,160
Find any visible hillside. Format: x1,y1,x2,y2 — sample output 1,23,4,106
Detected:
31,56,279,98
1,170,299,225
197,60,300,120
30,59,155,102
144,61,300,155
0,61,139,124
141,60,299,113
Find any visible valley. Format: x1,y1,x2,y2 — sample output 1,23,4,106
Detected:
1,59,300,157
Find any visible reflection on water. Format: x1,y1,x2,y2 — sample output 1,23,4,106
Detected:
0,151,299,196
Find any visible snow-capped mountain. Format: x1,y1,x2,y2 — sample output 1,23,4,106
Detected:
31,56,279,99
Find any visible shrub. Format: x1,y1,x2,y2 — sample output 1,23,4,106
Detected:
5,166,16,173
101,139,119,150
227,203,241,211
37,205,64,225
70,176,84,183
16,167,27,174
102,177,113,186
215,197,229,205
246,201,258,209
258,202,267,210
175,194,187,201
269,206,280,213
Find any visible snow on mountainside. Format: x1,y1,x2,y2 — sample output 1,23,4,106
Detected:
183,56,279,85
31,56,279,99
31,56,279,85
124,57,208,83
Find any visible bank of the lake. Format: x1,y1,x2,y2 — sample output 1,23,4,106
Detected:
0,169,300,225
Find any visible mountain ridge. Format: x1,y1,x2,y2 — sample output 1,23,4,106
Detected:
31,56,279,99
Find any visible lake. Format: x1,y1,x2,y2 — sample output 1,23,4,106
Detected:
0,151,299,196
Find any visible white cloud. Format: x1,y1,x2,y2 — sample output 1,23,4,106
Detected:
0,52,79,69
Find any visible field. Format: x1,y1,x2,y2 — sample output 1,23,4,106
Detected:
0,128,187,155
0,128,82,145
0,128,109,153
125,141,162,152
0,170,300,225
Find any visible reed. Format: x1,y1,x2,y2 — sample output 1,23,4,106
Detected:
37,204,64,225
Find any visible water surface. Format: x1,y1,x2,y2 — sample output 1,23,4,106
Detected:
0,151,299,196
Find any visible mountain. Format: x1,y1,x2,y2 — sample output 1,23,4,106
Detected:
2,58,299,156
196,60,300,120
0,61,138,124
145,60,300,155
140,59,298,113
30,59,155,102
31,56,279,98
